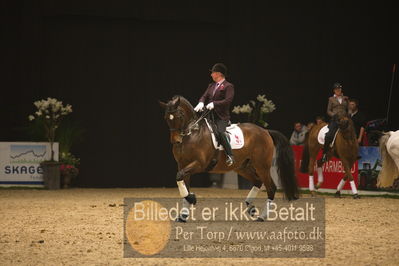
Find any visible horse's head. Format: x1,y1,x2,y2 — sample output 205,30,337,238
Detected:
159,95,196,144
337,113,351,130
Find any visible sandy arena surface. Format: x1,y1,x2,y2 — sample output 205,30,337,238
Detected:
0,188,398,265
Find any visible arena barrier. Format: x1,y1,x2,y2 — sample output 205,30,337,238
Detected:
0,142,58,187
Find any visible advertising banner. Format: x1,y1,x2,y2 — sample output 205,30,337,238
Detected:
0,142,59,186
358,146,381,190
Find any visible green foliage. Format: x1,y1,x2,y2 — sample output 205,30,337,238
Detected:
60,152,80,167
55,117,85,154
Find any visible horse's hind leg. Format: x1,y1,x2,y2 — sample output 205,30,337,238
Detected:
335,174,347,198
236,165,263,217
343,159,360,199
252,163,276,222
308,148,319,196
315,160,324,189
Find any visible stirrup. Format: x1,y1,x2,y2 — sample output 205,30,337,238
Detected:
226,155,234,166
321,153,328,163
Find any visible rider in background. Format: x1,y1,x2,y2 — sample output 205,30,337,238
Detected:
193,63,235,166
321,82,349,163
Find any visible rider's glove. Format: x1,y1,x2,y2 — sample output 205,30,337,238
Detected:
206,102,214,110
194,102,204,112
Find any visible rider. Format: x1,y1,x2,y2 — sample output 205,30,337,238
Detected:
321,82,349,163
193,63,235,166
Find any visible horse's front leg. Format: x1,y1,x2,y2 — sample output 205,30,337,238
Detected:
237,166,262,217
343,160,360,199
315,160,324,189
176,161,200,222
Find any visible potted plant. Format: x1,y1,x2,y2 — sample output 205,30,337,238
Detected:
28,97,73,189
59,152,80,188
232,94,276,189
232,94,276,128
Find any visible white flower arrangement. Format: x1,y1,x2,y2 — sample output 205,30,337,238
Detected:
232,94,276,128
29,97,73,161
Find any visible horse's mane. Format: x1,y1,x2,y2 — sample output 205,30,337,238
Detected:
337,114,356,140
379,132,391,152
172,95,196,118
172,95,193,109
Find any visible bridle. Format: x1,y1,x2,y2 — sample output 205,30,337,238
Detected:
167,108,211,138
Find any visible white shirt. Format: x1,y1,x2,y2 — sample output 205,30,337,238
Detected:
334,94,343,104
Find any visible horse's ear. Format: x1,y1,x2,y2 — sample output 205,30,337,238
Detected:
172,96,180,108
158,100,167,109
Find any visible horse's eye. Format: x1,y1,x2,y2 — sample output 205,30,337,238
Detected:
169,114,174,120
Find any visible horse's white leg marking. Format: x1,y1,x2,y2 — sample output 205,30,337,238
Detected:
177,180,189,197
309,175,315,191
337,179,346,191
349,180,358,195
258,198,273,221
245,186,260,205
317,167,324,183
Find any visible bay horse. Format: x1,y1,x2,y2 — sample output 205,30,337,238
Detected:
300,114,359,198
159,95,299,222
377,130,399,188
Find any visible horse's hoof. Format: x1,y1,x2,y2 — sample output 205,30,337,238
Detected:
247,205,257,217
175,217,187,223
310,191,317,197
315,183,322,189
334,191,341,198
353,194,360,199
255,217,265,222
185,193,197,205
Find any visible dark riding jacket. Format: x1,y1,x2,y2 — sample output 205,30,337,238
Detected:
327,95,349,118
199,80,234,121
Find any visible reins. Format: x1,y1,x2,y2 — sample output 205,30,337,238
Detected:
184,109,211,137
169,109,211,138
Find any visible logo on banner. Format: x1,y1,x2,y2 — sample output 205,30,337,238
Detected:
10,145,47,164
3,144,47,176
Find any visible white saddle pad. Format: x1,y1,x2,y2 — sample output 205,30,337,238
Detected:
317,125,329,145
204,119,244,150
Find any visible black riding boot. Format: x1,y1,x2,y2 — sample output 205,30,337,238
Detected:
220,133,235,166
215,118,235,166
321,121,338,163
321,140,331,163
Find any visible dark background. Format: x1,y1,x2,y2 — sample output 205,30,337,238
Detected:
1,1,398,187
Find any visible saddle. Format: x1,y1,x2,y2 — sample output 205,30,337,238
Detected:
204,118,244,150
318,125,339,147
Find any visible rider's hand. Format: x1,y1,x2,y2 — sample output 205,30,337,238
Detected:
194,102,204,112
206,102,214,110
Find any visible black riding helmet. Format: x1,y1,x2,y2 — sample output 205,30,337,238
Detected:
210,63,227,76
332,82,342,90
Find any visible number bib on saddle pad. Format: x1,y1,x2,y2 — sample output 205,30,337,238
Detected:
317,125,329,145
204,118,244,150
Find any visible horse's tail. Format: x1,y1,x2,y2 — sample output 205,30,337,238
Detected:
300,132,310,173
377,132,398,187
269,130,299,200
